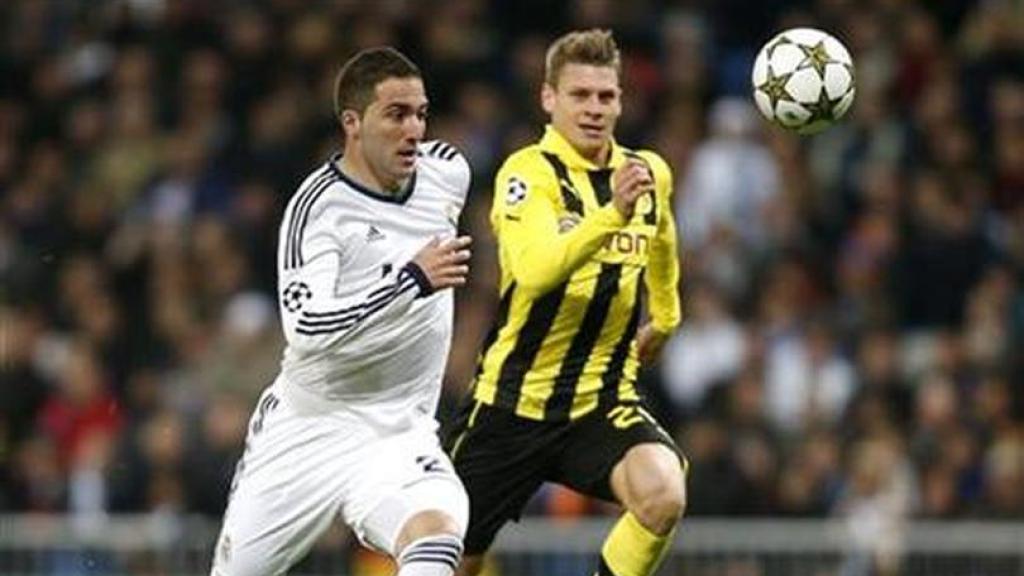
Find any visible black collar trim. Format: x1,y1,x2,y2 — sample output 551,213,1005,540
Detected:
328,153,416,205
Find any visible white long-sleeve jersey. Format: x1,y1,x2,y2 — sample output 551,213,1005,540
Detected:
273,141,470,432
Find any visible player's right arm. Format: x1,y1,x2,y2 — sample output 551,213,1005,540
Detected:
493,152,649,297
278,206,470,354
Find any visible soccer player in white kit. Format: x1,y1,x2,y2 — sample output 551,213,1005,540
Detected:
211,47,473,576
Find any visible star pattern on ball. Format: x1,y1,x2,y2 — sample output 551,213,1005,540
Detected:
765,35,793,59
797,40,833,76
758,66,794,110
282,281,313,313
803,85,840,124
843,62,856,85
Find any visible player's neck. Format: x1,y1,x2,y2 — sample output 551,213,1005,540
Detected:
337,151,407,196
578,142,612,167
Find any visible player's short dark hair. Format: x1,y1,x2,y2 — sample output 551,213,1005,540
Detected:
544,29,621,87
333,47,421,119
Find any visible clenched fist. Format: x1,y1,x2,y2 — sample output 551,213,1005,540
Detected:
611,159,653,220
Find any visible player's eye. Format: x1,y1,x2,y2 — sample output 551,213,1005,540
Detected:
383,106,410,120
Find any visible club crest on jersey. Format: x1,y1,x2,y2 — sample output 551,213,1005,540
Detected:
282,281,312,312
636,194,654,218
506,176,528,206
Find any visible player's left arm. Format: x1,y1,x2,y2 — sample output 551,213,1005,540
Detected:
636,151,682,364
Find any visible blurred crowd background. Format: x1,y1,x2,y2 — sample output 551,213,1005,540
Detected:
1,0,1023,555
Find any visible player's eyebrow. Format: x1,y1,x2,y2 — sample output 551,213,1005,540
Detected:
383,101,429,114
568,86,617,99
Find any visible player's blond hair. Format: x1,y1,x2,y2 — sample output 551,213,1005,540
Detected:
544,29,621,87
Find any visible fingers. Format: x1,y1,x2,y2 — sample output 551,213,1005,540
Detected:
623,163,653,193
615,159,650,184
614,160,653,200
432,263,469,289
441,236,472,264
413,235,473,291
444,235,472,250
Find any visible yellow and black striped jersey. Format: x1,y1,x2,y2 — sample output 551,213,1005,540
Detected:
472,125,681,421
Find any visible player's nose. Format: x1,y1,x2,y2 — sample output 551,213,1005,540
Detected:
403,115,427,139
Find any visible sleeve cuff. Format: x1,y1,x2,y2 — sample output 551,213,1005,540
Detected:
651,318,680,335
597,203,629,228
402,262,434,298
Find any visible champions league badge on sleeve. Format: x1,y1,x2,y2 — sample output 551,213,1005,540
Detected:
505,176,528,206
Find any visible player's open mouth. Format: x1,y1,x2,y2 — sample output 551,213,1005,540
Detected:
579,124,604,137
397,149,417,165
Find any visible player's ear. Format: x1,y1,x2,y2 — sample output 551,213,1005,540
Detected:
340,109,361,138
541,83,556,115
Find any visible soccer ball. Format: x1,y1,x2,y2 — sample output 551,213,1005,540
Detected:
751,27,856,135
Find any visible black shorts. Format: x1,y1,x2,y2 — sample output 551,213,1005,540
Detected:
442,399,685,555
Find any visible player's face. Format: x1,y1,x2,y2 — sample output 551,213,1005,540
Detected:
542,63,622,162
352,76,428,189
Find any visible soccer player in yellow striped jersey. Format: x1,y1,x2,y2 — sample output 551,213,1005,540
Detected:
445,29,687,576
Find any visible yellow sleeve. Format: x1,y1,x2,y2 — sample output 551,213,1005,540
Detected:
638,150,681,334
492,151,628,297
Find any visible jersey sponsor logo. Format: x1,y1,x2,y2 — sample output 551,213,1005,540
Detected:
506,176,528,206
282,281,313,312
602,230,651,256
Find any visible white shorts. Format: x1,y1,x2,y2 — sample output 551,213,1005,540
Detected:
211,383,468,576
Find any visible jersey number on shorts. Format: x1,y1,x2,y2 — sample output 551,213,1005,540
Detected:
608,404,648,429
416,455,445,474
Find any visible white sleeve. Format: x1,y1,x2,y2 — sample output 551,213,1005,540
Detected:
451,150,472,202
278,219,432,355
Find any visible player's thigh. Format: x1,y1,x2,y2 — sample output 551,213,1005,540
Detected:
211,390,354,576
442,400,558,555
345,423,468,556
552,401,686,503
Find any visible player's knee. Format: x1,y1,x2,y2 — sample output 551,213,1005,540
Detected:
633,478,685,534
365,475,468,560
396,509,464,553
628,453,687,534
